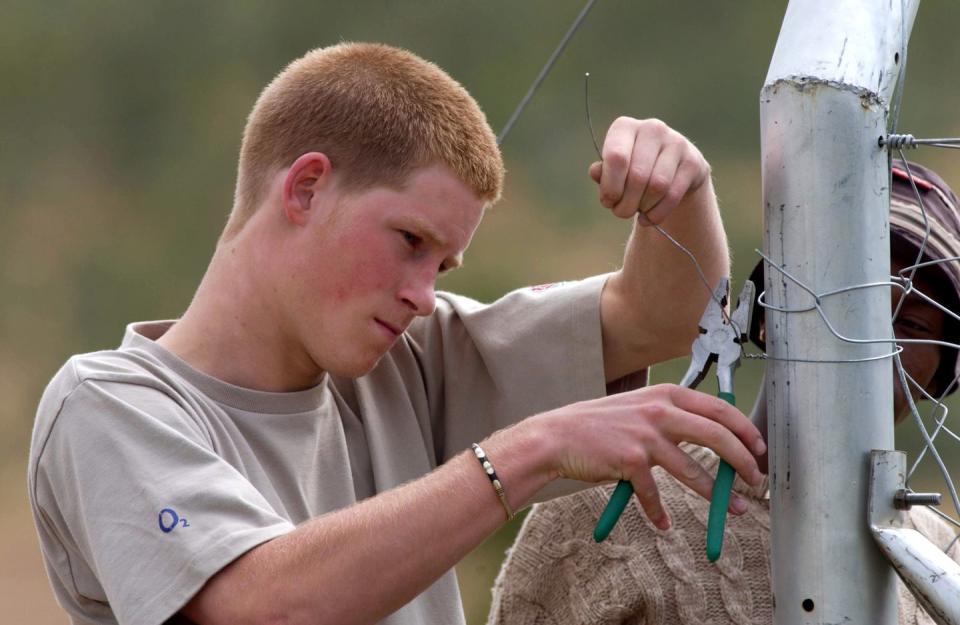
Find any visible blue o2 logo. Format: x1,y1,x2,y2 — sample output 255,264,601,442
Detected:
158,508,190,533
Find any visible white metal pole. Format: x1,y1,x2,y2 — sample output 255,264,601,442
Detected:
761,1,920,624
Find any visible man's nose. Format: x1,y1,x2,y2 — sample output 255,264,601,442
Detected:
399,272,437,317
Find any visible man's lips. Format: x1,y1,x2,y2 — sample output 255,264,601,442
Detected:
375,319,403,337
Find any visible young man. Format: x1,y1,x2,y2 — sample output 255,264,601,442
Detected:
28,43,766,625
489,162,960,625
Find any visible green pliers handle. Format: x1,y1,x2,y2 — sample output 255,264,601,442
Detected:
706,390,736,562
593,390,737,564
593,480,633,542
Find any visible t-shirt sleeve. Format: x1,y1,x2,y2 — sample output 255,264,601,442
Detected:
405,276,610,456
31,377,295,625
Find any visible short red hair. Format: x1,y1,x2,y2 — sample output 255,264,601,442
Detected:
223,42,504,239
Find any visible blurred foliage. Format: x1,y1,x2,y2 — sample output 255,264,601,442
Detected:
4,2,960,623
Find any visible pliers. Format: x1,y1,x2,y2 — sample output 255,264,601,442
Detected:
593,278,755,563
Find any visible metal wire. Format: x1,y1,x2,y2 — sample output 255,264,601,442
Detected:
903,371,953,479
754,253,960,353
584,72,602,158
496,0,599,146
886,150,960,546
757,268,960,544
494,0,745,340
758,133,960,552
883,134,960,150
896,352,960,530
582,72,743,339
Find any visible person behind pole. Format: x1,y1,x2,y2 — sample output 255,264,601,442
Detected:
27,42,768,625
488,161,960,625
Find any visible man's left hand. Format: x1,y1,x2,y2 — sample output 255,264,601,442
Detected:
589,117,711,226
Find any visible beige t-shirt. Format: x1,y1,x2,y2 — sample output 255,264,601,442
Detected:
29,276,617,625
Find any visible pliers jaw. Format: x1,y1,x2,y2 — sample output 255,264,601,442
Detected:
679,336,716,390
678,278,755,395
727,280,754,348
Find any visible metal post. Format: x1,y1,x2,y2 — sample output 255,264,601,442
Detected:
761,1,920,624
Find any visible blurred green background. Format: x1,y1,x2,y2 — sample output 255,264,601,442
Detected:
4,1,960,623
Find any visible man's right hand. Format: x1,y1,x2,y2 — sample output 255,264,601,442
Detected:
501,383,766,530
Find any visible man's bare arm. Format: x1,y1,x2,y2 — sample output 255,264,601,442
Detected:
593,118,729,382
182,384,763,625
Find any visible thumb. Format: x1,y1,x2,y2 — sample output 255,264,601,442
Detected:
588,161,602,184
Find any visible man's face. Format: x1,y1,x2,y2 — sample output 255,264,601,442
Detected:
891,251,950,423
284,163,485,378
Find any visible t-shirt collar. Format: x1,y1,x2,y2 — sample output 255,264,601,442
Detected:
121,321,329,414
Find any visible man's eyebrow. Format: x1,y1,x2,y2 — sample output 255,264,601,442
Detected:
404,216,464,271
406,216,449,248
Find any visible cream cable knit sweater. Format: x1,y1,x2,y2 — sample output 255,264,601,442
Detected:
489,446,959,625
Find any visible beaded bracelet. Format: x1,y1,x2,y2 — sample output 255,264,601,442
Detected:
471,443,515,521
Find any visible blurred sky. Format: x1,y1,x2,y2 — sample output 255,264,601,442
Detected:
3,2,960,623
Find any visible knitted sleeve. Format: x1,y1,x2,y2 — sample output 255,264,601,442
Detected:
487,486,655,625
489,450,775,625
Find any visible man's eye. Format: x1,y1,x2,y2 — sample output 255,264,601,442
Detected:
400,231,421,247
896,317,930,334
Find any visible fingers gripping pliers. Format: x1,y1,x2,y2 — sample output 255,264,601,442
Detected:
593,278,755,563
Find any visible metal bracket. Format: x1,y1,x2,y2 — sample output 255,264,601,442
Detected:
869,450,960,625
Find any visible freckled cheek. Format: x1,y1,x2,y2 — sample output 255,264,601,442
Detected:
352,257,397,293
324,250,400,302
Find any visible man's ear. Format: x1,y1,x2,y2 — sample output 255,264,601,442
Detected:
282,152,334,226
